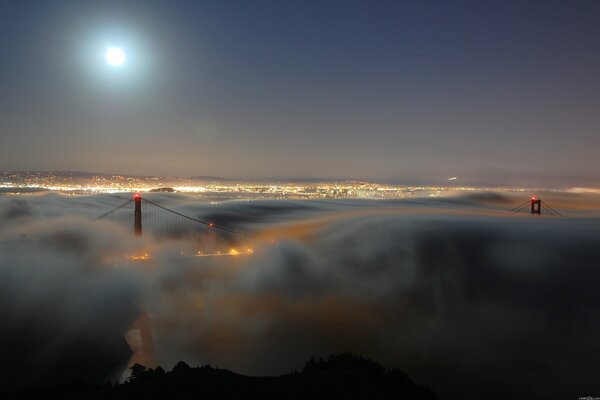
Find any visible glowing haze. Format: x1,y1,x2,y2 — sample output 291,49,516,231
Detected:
1,1,600,185
2,191,600,399
3,3,600,398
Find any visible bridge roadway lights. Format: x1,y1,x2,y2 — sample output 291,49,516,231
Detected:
134,194,142,236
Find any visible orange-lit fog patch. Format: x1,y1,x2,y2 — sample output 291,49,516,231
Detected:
127,252,151,261
126,312,158,369
254,206,519,244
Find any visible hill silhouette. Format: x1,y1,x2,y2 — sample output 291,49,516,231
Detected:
1,353,437,399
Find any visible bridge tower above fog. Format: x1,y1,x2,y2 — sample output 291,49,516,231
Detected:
97,194,262,242
134,193,142,236
530,197,541,215
510,196,561,216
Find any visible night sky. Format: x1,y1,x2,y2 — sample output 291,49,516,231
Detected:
1,0,599,186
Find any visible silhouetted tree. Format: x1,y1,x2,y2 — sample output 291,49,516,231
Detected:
0,354,437,399
172,361,190,374
129,363,147,383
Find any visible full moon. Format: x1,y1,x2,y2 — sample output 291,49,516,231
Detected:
105,47,125,67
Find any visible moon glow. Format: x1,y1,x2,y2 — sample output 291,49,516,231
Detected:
105,47,125,67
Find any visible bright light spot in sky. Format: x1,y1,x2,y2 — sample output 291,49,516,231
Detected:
448,177,457,181
105,47,125,66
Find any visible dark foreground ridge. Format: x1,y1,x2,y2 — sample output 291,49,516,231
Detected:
3,353,437,400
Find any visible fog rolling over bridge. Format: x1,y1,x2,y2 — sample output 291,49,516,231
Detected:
2,190,600,399
3,1,600,398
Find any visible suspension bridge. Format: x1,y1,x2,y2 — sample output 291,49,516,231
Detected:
97,194,263,258
96,193,561,251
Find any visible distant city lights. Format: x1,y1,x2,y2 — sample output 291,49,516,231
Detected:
1,171,529,200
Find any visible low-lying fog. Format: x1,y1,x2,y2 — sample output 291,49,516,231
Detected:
2,190,600,399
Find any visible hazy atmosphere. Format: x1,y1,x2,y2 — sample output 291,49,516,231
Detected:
2,1,600,185
3,191,600,399
2,1,600,399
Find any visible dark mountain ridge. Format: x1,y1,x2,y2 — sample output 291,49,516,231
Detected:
1,353,437,400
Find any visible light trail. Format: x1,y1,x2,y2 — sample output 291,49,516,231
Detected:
187,250,254,258
126,248,254,261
